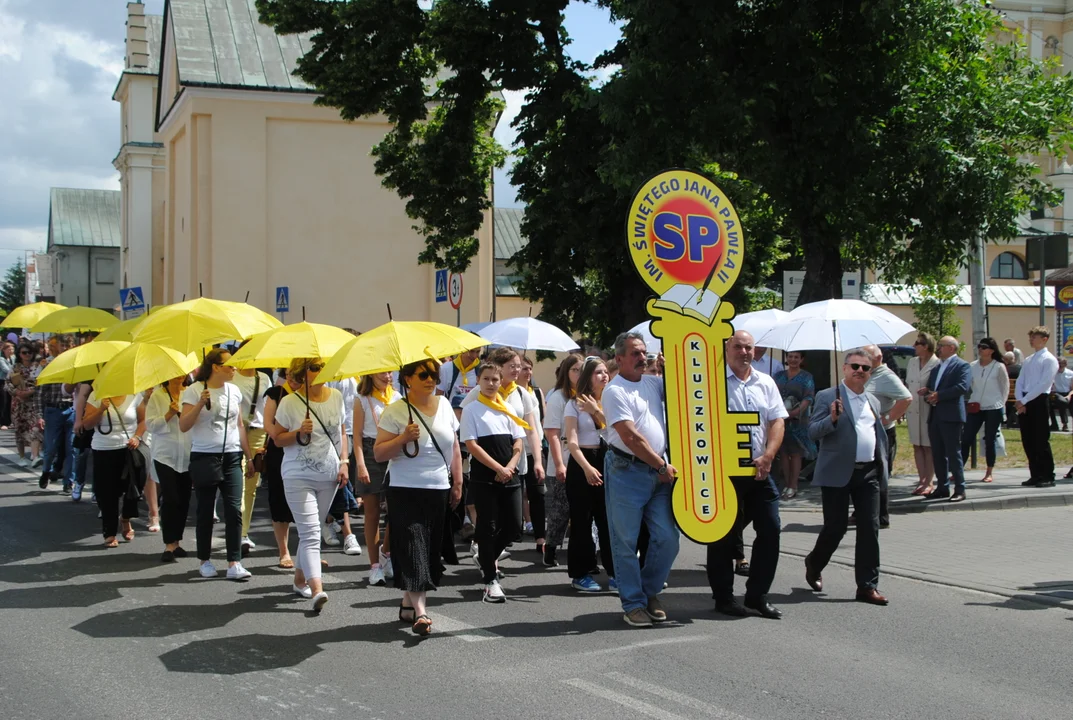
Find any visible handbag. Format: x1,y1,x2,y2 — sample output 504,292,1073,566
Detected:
112,399,147,500
966,402,981,414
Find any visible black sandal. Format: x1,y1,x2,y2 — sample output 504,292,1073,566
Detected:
412,614,432,636
399,603,415,623
735,561,750,577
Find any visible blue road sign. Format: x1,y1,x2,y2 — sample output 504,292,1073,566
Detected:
120,286,145,317
276,286,290,313
435,269,448,303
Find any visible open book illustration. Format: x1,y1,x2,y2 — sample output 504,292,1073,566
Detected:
651,284,722,325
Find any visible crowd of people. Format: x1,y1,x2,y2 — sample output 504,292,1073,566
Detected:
4,322,1070,634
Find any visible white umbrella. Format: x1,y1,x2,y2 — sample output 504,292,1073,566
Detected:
753,299,915,352
733,309,790,342
628,321,661,355
478,317,580,352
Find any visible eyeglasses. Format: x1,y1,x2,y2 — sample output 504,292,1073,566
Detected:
846,363,871,372
415,370,433,381
308,364,324,372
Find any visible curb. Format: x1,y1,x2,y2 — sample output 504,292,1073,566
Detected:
889,492,1073,514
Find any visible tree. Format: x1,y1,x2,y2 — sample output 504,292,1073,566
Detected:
908,267,962,341
0,261,25,319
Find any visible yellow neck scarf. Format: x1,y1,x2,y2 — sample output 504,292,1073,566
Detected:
455,355,479,375
499,381,518,399
478,391,530,429
371,384,396,406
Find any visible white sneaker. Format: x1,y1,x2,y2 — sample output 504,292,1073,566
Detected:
18,457,30,468
343,534,362,556
31,456,42,469
199,561,218,578
380,548,394,580
240,536,256,551
470,541,479,562
312,591,328,612
369,564,386,586
498,549,511,561
293,583,313,598
322,521,341,547
226,563,252,581
330,519,342,534
483,580,506,603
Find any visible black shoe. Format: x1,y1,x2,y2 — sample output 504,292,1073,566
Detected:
949,492,966,503
38,473,49,490
1022,478,1041,487
744,596,783,620
160,550,176,563
922,488,950,500
172,546,188,558
879,520,890,529
714,597,749,617
1035,479,1056,488
542,546,559,567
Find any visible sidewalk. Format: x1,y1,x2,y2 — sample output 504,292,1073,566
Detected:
783,465,1073,514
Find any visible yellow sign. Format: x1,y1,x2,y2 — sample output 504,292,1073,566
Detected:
627,169,760,544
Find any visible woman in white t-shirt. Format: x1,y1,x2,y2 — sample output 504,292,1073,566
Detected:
354,371,400,587
82,389,146,548
375,358,462,636
541,354,581,568
145,376,193,562
179,349,254,582
230,357,273,552
563,357,614,593
273,358,347,612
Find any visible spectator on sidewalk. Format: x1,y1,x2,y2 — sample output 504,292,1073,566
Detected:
906,332,939,496
863,345,912,528
1016,326,1059,488
922,336,971,503
1004,338,1025,367
1049,358,1072,432
961,337,1009,485
805,349,889,606
1003,351,1021,429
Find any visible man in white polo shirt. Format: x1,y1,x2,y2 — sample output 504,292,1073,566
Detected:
603,331,679,628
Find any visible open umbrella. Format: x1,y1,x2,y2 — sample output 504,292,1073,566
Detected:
92,343,200,398
5,302,66,329
753,299,915,352
131,298,282,354
36,341,130,385
31,306,119,334
627,321,661,355
316,321,489,382
733,308,790,342
94,306,166,343
478,317,579,352
225,322,356,369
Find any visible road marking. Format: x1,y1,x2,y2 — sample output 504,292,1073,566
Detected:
563,678,692,720
398,613,498,642
604,672,752,719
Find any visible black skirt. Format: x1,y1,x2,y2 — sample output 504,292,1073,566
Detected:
262,443,293,524
386,485,448,592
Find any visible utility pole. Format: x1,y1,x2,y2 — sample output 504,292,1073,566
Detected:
970,231,987,352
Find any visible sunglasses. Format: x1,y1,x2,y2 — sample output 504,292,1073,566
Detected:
846,363,871,373
415,370,434,381
913,341,925,347
19,351,32,356
308,364,324,372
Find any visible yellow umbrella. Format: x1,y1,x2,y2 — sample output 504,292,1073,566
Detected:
31,306,119,334
5,302,66,328
94,306,166,343
131,298,282,354
92,343,200,398
36,341,130,385
225,322,356,369
316,321,488,383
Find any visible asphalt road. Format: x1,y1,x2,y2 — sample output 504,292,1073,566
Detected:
1,465,1070,720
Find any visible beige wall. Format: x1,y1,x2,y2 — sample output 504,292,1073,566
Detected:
873,303,1059,358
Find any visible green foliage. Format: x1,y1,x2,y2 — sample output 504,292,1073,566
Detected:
743,288,783,313
908,267,962,341
0,261,25,320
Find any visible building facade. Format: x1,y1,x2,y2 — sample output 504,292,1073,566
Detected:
45,188,122,310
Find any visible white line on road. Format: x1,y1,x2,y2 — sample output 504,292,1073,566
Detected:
563,678,692,720
604,671,752,720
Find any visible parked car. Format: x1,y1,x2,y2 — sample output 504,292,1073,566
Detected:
882,345,917,383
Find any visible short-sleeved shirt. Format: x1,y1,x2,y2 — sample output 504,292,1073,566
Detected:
357,392,399,439
865,364,912,430
144,387,191,472
378,397,458,490
462,386,537,472
231,371,273,429
460,401,525,487
438,362,477,406
543,389,569,432
563,399,603,448
603,375,667,457
182,382,244,454
274,389,345,482
326,378,359,435
725,367,788,460
87,392,143,451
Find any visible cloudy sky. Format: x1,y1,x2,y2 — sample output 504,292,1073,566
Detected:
0,0,617,275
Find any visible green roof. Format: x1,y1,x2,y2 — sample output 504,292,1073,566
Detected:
47,188,122,249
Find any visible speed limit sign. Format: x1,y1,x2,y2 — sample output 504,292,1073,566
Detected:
448,272,463,309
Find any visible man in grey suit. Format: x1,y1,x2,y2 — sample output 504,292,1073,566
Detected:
921,336,972,502
804,349,889,606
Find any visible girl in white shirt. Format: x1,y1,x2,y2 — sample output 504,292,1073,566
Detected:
563,357,614,593
146,376,193,563
962,337,1010,483
82,390,146,548
179,349,253,582
354,371,400,587
273,358,347,612
542,354,582,568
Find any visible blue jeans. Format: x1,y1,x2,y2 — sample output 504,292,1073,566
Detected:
604,451,680,613
42,406,75,486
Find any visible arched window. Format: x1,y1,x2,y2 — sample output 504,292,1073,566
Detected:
990,252,1027,280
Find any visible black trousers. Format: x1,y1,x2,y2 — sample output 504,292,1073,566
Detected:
156,460,192,545
1049,393,1069,428
470,481,523,583
191,452,243,563
93,448,139,539
809,464,881,590
565,449,614,580
930,419,965,494
961,408,1003,469
707,474,781,601
523,454,546,540
880,427,895,524
1020,394,1055,482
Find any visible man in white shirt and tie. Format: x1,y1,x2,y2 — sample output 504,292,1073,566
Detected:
1016,326,1060,487
804,349,889,606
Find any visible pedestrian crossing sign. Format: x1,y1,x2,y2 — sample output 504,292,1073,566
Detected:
435,269,448,303
276,286,289,313
119,286,145,318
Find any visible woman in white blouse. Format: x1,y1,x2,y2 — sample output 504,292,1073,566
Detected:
541,354,581,568
82,390,147,548
231,359,273,554
146,376,193,562
961,337,1009,483
906,332,940,495
179,349,254,581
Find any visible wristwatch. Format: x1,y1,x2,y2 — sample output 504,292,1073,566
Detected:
657,462,668,476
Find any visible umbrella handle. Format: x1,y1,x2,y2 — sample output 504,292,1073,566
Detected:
402,392,418,458
99,408,113,436
297,376,312,446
